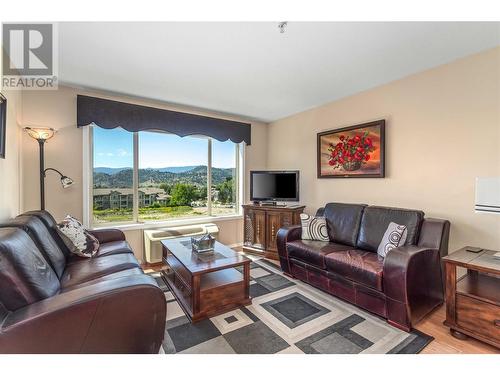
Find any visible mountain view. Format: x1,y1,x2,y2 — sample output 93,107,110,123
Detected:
92,165,237,223
94,165,200,175
93,165,235,188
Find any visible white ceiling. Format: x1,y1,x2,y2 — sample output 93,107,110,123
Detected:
59,22,500,122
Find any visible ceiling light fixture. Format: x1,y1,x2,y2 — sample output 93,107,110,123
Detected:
278,22,288,34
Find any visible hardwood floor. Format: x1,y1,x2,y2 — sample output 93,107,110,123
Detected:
144,249,499,354
416,305,499,354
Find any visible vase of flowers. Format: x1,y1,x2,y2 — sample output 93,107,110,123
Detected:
327,132,375,172
342,160,362,171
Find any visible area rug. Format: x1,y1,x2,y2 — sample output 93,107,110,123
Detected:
151,258,432,354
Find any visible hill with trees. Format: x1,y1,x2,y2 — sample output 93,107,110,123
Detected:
93,165,235,188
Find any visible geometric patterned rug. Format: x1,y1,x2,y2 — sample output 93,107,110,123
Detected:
152,257,433,354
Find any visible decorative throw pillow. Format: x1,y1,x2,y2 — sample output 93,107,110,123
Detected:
56,215,99,258
377,222,408,257
300,213,329,242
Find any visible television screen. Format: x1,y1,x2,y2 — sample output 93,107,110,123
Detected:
250,171,299,201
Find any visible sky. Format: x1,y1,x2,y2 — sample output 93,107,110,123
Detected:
93,127,236,168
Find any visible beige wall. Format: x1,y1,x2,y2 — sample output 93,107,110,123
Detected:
21,86,267,260
0,90,22,221
267,47,500,253
17,47,500,259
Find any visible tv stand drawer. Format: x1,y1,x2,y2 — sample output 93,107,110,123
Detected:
456,294,500,345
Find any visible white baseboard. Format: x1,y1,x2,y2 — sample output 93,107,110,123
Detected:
227,242,243,248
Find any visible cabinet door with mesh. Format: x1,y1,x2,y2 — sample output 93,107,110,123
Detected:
244,208,266,249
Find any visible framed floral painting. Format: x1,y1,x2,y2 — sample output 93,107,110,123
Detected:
317,120,385,178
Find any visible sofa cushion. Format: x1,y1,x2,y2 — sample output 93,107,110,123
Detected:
66,241,134,264
356,206,424,252
96,240,134,257
325,249,384,291
300,214,329,241
0,216,67,278
61,267,144,292
0,228,60,311
19,210,72,256
323,203,367,246
60,253,140,289
57,215,99,258
377,222,408,257
287,240,354,269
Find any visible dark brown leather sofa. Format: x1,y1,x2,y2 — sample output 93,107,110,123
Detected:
0,210,166,353
277,203,450,332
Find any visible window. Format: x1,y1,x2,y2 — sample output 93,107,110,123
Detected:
91,127,242,225
211,139,238,216
138,131,208,221
92,127,134,224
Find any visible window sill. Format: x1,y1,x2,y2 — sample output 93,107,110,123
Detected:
91,214,244,232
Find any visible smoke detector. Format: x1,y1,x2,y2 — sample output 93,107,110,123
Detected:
278,22,288,34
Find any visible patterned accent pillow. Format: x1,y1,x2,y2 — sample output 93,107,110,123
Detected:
377,222,408,257
300,213,329,242
56,215,99,258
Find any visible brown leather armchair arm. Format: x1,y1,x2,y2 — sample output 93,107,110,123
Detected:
88,228,126,243
276,225,302,274
0,275,166,353
383,245,443,331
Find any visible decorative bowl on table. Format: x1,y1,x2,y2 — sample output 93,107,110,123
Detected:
191,233,215,253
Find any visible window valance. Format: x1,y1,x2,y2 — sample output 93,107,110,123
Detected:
76,95,251,144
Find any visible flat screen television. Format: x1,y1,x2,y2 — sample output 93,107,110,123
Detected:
250,170,299,202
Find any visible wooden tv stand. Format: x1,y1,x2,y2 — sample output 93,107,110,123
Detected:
242,204,305,260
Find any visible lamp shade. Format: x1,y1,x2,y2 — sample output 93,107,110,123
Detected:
61,176,74,188
24,127,56,141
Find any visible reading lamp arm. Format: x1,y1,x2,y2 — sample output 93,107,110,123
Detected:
43,167,65,178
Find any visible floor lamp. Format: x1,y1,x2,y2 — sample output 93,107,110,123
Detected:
24,127,74,210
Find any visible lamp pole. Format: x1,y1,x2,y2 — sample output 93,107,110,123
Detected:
38,138,46,210
24,127,73,211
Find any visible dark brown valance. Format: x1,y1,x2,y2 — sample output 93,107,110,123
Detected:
77,95,251,144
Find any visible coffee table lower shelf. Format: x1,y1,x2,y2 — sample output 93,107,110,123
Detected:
161,266,251,322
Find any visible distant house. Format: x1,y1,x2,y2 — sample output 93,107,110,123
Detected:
156,193,171,206
211,187,219,202
93,188,166,209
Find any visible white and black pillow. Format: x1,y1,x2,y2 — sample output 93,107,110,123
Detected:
377,222,408,257
300,213,329,242
56,215,99,258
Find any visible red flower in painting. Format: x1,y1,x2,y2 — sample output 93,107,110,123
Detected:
327,131,376,171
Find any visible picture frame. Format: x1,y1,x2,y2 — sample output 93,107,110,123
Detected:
317,119,385,178
0,93,6,159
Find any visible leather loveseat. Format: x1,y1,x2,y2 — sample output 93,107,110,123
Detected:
277,203,450,331
0,210,166,353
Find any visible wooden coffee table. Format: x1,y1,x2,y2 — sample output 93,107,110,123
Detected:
443,247,500,349
161,238,251,322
